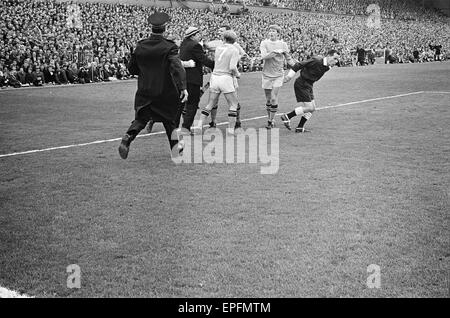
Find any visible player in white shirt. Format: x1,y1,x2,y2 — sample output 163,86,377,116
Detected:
192,30,241,135
204,25,247,130
260,24,295,129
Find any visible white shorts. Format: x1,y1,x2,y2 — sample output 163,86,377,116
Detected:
262,74,284,89
210,74,236,94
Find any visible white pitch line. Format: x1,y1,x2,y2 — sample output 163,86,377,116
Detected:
0,131,166,158
422,91,450,94
0,91,424,159
317,91,424,110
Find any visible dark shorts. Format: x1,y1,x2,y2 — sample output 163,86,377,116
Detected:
294,78,314,102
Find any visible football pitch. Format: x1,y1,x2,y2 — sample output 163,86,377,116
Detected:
0,62,449,297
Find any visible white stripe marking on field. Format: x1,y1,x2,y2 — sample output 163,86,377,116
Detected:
317,91,424,110
0,132,166,158
0,91,425,159
0,286,33,298
422,91,450,94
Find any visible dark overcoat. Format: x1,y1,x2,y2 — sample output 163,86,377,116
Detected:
128,34,186,121
179,38,214,86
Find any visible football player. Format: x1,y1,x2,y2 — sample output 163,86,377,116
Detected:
260,24,295,129
191,30,241,135
204,25,247,130
281,49,340,133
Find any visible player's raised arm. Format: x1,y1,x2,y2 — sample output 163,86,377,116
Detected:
283,42,296,67
283,68,297,83
292,58,315,72
235,42,248,59
284,56,311,83
284,57,315,83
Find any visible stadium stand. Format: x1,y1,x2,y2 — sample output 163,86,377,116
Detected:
0,0,448,88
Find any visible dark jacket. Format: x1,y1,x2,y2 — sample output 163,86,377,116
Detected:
179,37,214,86
128,34,187,121
292,56,330,84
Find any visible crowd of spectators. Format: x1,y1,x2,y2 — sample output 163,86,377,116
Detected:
222,0,447,21
0,0,448,88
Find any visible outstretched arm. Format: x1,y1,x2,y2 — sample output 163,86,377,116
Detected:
283,69,297,83
282,43,296,67
291,58,314,72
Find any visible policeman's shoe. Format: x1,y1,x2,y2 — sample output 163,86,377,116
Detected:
280,114,291,130
209,122,217,129
295,127,311,133
146,120,155,133
234,121,242,129
118,134,133,159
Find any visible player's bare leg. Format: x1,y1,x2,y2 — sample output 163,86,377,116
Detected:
264,89,273,128
234,84,242,129
210,103,241,130
212,86,241,130
265,87,280,129
193,91,221,134
209,103,219,128
235,102,242,129
223,91,239,134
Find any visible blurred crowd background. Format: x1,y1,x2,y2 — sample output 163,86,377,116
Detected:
1,0,448,88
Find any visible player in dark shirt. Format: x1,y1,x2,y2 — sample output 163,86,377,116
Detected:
280,49,340,133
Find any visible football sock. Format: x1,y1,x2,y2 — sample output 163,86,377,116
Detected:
236,103,241,124
266,103,271,119
288,107,305,119
228,110,237,130
269,104,278,122
286,110,296,119
298,113,312,128
298,116,307,128
210,106,218,124
197,109,211,128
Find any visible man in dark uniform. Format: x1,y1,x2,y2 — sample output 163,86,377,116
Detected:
280,49,340,133
433,44,442,61
384,44,391,64
179,26,215,132
118,12,188,159
356,45,366,66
